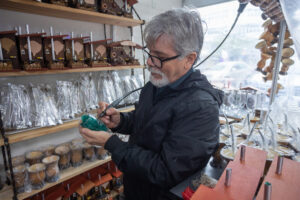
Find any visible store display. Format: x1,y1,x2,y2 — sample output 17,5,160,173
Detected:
64,33,89,68
25,151,43,165
108,40,141,66
55,145,71,170
43,27,66,69
28,163,46,190
77,0,98,11
98,0,123,16
18,25,46,71
84,34,111,67
42,155,60,182
0,30,19,71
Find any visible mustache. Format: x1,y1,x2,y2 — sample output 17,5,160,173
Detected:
147,66,164,75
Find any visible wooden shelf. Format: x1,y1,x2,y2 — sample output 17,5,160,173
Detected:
0,65,145,77
0,157,112,200
0,106,135,146
0,0,144,27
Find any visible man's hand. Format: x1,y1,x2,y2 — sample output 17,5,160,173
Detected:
98,102,121,129
79,126,111,147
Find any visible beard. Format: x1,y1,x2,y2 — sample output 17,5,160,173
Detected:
148,66,170,88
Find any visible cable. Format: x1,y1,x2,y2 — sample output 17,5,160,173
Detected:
193,3,248,69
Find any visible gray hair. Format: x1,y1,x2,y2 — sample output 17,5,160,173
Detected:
144,8,204,63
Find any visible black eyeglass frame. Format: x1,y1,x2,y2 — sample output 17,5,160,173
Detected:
143,47,181,68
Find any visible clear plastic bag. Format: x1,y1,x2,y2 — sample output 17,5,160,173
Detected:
79,73,99,111
111,71,125,104
83,142,96,161
98,72,116,103
42,155,60,183
56,81,74,120
0,84,32,130
28,163,46,190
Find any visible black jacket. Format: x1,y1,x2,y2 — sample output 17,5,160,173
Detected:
105,70,223,200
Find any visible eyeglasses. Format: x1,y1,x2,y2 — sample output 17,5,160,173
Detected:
143,47,181,68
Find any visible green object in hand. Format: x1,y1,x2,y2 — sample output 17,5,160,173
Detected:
81,115,108,131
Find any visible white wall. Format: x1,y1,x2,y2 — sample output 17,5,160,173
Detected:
0,0,182,167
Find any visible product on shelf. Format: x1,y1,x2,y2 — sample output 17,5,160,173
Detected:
70,143,83,167
123,0,138,18
43,27,67,69
28,163,46,190
79,73,99,111
7,165,27,193
83,142,96,161
108,40,142,66
17,25,46,71
84,34,111,67
55,145,71,170
95,145,108,160
26,150,43,165
0,83,32,130
77,0,98,11
0,30,19,71
42,155,60,183
250,0,284,22
12,155,26,168
41,145,56,157
98,0,123,16
64,33,89,68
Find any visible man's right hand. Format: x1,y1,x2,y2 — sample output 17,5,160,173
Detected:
98,102,121,129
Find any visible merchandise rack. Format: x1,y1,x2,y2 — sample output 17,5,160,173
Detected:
0,157,112,200
0,0,144,27
0,1,145,198
0,65,145,77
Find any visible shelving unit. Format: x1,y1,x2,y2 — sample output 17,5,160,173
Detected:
0,106,135,146
0,157,112,200
0,0,144,27
0,65,144,77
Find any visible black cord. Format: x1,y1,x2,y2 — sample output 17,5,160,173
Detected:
194,3,248,69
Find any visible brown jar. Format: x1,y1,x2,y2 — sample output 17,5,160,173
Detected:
70,143,83,167
28,163,46,190
95,146,108,160
7,165,27,193
42,155,60,183
83,142,95,161
12,155,25,168
25,151,43,165
41,145,55,157
55,145,71,170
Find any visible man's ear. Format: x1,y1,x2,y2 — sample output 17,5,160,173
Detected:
185,52,197,69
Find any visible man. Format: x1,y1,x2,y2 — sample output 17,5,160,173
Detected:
80,8,223,200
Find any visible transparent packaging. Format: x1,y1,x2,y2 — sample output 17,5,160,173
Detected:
70,143,83,167
25,150,43,166
55,145,71,170
12,155,26,168
7,165,29,193
79,73,99,111
111,71,125,104
83,142,95,161
41,145,56,157
0,84,32,130
94,145,108,160
42,155,60,183
28,163,46,190
56,81,74,120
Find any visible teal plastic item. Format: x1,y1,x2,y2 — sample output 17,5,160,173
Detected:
80,115,108,131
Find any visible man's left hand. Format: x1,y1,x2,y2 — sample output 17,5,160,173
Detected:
79,126,112,147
